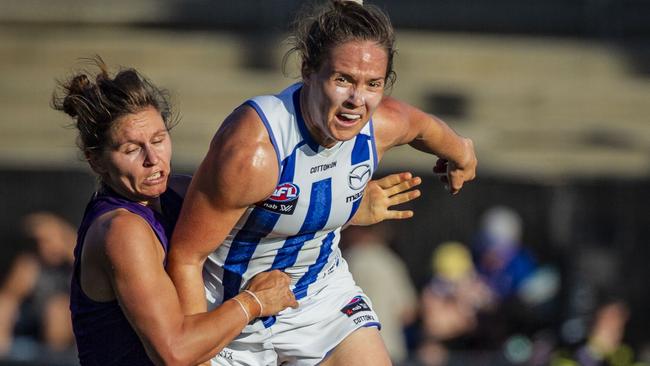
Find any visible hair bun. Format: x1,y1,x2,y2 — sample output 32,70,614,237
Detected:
61,74,92,118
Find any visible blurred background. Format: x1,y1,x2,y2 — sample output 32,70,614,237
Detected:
0,0,649,365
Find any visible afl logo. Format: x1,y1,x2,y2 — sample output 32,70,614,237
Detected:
269,183,300,202
348,164,371,190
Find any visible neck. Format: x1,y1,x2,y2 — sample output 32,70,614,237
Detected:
101,182,161,212
299,87,336,148
146,198,162,213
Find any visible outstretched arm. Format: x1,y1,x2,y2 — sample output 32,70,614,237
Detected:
374,97,477,195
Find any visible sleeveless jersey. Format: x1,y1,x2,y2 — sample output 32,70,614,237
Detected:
70,185,182,365
203,83,378,308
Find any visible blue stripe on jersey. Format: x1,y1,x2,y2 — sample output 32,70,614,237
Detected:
271,178,332,270
347,133,372,223
262,316,277,328
346,196,362,223
270,232,316,269
351,133,371,165
301,178,332,232
244,100,281,173
280,142,301,185
292,87,320,152
368,119,379,170
222,208,281,300
293,231,336,300
221,146,300,300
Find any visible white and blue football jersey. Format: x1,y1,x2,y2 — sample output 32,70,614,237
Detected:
203,83,378,308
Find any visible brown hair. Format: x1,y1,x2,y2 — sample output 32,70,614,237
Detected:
51,56,175,159
284,0,397,88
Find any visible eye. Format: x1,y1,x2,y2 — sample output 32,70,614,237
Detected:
124,145,141,154
369,80,384,89
152,132,168,145
334,76,349,84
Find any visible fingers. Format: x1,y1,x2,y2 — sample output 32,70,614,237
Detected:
388,188,421,206
288,292,299,309
448,175,464,195
247,269,291,291
374,172,413,189
387,176,422,197
433,159,448,174
385,209,414,220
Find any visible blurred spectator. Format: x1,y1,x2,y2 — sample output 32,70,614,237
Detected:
422,241,495,340
472,206,536,301
416,241,495,366
342,224,418,364
472,206,560,336
0,212,76,361
551,297,649,366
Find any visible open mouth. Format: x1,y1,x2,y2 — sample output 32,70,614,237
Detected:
336,113,362,126
144,171,165,184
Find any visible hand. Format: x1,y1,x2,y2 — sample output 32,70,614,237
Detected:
434,138,477,195
246,270,298,317
349,172,421,226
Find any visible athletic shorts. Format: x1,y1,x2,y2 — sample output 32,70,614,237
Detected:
211,264,381,366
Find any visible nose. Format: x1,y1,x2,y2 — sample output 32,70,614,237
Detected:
143,144,159,167
346,86,364,108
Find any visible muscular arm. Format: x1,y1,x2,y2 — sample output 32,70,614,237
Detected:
91,211,251,365
373,97,477,194
167,106,279,315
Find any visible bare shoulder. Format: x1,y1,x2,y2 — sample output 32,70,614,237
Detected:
86,209,163,268
198,104,279,206
212,104,274,151
373,96,414,152
375,96,409,120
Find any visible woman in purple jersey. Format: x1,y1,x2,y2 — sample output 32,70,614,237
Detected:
53,58,299,365
168,1,476,365
53,57,422,365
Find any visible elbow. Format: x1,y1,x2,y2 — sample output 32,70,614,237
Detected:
167,242,206,269
145,336,204,366
150,345,200,366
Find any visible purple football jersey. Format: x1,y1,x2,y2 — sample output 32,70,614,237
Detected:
70,184,182,365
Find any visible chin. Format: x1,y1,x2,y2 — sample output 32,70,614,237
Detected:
332,128,363,142
139,184,167,200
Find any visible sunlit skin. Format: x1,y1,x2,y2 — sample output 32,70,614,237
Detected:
301,40,388,148
93,106,172,205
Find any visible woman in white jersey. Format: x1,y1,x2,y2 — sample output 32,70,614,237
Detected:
167,1,477,365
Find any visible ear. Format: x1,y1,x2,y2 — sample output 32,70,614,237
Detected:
301,65,313,86
85,151,107,176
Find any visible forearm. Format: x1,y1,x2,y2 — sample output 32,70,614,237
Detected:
145,293,259,365
166,256,209,315
409,115,474,168
173,295,257,364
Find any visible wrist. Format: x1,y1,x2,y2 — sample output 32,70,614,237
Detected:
244,290,264,316
458,138,476,169
234,291,262,321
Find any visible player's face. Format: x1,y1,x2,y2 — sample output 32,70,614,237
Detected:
302,40,388,148
96,106,172,204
